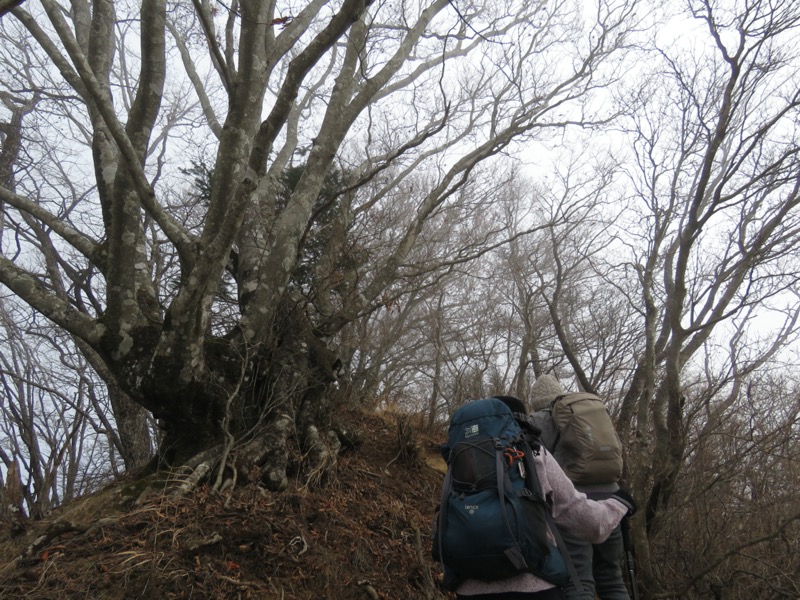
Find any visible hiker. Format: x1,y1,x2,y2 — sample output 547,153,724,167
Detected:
528,375,631,600
437,395,636,600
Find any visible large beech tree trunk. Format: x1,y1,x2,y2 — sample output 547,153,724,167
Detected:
103,298,343,490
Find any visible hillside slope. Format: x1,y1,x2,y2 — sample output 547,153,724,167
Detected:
0,411,449,599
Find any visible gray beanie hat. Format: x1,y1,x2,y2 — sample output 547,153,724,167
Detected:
529,374,566,410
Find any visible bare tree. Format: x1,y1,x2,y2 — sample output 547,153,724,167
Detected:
606,1,800,593
650,366,800,599
0,45,153,474
490,149,637,397
0,0,641,492
0,298,131,518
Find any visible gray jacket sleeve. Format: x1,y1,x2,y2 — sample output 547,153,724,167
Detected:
530,409,558,452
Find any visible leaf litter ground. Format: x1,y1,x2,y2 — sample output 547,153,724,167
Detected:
0,410,450,599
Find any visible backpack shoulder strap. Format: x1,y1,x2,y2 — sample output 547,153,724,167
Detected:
496,441,527,571
548,394,569,450
437,467,452,565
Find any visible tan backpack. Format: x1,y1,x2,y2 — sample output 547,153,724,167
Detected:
550,392,623,485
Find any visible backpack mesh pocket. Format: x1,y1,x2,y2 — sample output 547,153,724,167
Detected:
450,439,497,492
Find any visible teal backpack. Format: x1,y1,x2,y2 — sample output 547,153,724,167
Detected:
433,397,578,590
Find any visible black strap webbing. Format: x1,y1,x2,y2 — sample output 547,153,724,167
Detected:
437,467,451,566
496,448,526,570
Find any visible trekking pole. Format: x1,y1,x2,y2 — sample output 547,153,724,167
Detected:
620,518,639,600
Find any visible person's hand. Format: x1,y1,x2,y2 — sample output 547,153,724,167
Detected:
611,488,637,517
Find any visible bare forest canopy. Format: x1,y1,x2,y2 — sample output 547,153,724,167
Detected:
0,0,798,597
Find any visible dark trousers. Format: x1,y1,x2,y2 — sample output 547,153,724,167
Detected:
561,524,630,600
457,589,563,600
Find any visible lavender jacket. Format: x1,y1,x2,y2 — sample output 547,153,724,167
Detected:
455,448,628,596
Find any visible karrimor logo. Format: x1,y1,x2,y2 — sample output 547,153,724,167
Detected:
464,424,479,438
